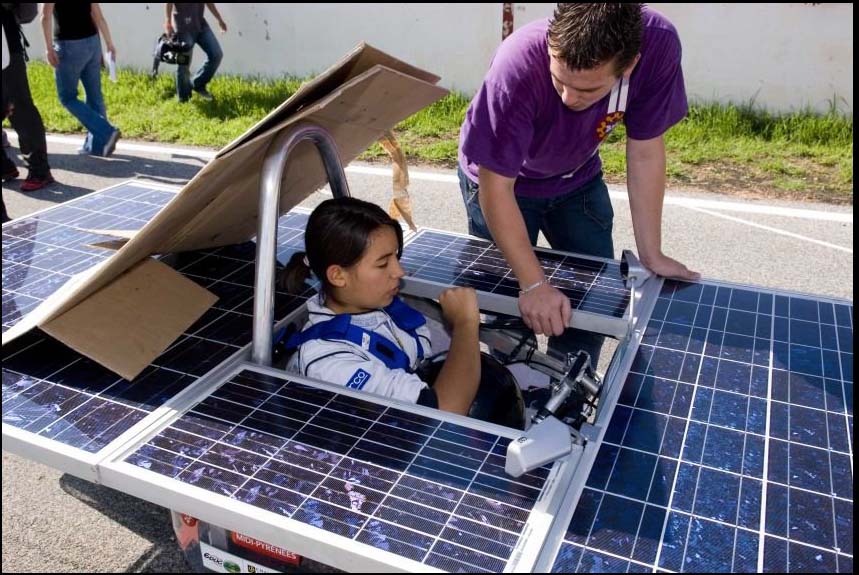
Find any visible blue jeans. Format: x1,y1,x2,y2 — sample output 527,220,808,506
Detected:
54,34,116,155
176,22,223,100
458,167,614,363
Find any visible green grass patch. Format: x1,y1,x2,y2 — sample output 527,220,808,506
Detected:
11,62,853,203
23,61,304,148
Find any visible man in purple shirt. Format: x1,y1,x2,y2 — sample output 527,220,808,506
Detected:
459,4,700,358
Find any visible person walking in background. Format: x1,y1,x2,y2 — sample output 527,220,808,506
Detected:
165,3,226,102
41,3,120,157
2,2,55,193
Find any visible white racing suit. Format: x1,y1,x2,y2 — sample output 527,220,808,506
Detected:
285,296,438,407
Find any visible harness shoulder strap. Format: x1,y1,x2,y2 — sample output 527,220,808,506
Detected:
286,313,414,371
384,297,427,360
285,314,351,349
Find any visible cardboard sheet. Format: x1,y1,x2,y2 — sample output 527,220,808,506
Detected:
42,259,218,381
2,43,447,380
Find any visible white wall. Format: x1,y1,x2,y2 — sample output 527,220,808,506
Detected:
23,3,852,113
653,3,853,113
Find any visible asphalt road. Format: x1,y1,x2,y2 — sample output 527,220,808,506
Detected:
2,134,853,572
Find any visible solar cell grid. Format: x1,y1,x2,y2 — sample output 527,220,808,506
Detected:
2,183,177,334
6,183,852,572
2,186,314,454
401,229,630,319
551,279,853,573
126,368,553,572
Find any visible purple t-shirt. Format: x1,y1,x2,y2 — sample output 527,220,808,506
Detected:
459,7,688,198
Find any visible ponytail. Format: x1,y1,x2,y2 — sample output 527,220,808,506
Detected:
278,251,312,294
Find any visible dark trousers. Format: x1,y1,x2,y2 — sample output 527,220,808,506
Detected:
176,22,223,100
2,52,51,177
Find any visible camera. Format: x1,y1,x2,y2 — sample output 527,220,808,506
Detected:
151,34,192,77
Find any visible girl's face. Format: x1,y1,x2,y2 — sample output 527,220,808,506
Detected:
327,226,405,313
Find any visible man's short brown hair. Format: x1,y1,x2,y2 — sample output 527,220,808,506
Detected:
548,4,642,76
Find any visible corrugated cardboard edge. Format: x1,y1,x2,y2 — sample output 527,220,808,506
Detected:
88,239,131,251
41,258,218,381
83,229,138,240
84,229,137,251
159,66,448,253
218,43,441,157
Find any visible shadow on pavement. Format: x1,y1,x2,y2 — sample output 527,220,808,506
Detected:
59,474,192,573
3,146,206,205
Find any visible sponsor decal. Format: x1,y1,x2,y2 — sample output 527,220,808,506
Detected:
346,368,371,390
201,542,283,573
230,531,301,565
201,544,227,572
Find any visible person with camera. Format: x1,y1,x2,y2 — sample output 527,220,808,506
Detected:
165,3,227,102
41,3,120,157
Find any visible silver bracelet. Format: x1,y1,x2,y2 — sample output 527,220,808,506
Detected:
519,279,546,295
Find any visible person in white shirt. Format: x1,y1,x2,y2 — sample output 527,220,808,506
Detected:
281,197,480,415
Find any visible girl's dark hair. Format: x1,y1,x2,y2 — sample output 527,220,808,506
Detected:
278,197,404,294
548,4,642,76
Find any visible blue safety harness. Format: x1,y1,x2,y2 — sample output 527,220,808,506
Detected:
284,297,426,372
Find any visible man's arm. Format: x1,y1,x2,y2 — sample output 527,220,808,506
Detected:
478,166,571,336
626,135,699,280
164,3,173,35
40,4,57,67
90,4,115,57
205,3,227,32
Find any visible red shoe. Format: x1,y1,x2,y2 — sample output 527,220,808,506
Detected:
20,174,55,192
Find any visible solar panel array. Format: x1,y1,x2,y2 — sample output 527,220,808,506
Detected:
5,184,852,573
3,184,314,453
551,279,853,573
2,183,174,334
402,230,630,319
126,368,552,572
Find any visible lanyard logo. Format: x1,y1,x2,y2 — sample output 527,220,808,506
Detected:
596,111,625,141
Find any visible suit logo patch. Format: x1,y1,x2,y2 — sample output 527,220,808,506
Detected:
347,368,372,390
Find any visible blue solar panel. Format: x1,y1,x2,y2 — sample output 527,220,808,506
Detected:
2,182,178,334
402,230,630,319
126,368,553,572
551,279,853,573
2,186,314,453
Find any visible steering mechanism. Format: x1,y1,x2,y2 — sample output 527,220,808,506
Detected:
503,350,601,477
531,351,600,424
403,280,673,477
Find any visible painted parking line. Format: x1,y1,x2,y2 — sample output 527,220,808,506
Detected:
683,205,852,254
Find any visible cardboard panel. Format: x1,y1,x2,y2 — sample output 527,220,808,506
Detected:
218,43,441,157
42,259,218,381
0,64,445,347
2,43,448,381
